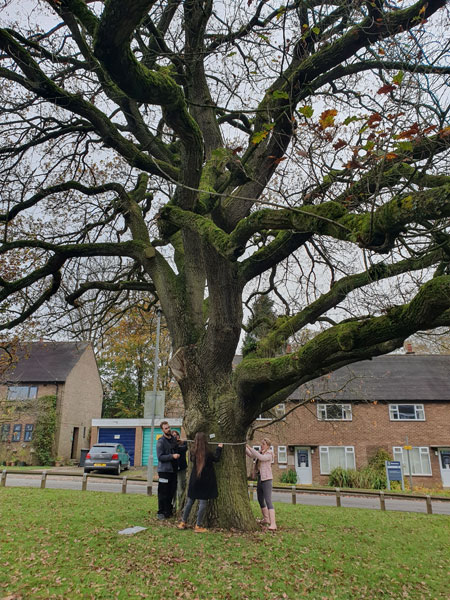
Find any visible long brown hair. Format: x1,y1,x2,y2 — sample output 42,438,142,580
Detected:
191,432,208,477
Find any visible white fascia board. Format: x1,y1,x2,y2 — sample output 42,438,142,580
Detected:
91,418,183,427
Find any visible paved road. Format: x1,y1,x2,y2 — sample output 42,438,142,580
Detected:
3,473,150,495
3,473,450,515
271,489,450,515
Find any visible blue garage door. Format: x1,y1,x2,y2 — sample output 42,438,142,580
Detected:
98,428,136,466
142,427,181,466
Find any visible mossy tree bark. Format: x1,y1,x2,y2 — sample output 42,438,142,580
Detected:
0,0,450,529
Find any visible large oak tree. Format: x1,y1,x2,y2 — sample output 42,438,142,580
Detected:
0,0,449,528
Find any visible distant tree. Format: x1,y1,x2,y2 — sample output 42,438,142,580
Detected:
242,295,277,357
98,306,178,418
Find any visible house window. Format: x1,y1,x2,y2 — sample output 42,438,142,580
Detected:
12,424,22,442
275,403,286,417
389,404,425,421
317,404,352,421
1,423,10,442
278,446,287,464
24,424,34,442
7,386,38,401
251,445,274,463
319,446,355,474
393,446,431,476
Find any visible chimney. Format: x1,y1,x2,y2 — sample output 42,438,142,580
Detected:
405,343,414,354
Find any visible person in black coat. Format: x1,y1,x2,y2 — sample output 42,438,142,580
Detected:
156,421,180,520
177,432,223,533
172,430,188,511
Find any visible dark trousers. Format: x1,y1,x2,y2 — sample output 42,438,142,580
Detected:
157,471,177,517
257,475,274,510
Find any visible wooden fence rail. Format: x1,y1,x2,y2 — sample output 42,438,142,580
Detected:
1,469,449,515
0,469,149,495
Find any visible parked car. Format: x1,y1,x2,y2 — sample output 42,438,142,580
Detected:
84,443,130,475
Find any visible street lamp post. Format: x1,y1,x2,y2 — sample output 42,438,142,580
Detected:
147,307,162,492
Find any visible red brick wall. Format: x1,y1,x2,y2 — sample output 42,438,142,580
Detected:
248,401,450,489
0,384,58,464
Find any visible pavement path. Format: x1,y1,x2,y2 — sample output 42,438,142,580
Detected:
3,472,450,515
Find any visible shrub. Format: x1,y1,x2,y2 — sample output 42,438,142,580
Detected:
328,467,359,488
33,395,57,466
368,448,392,471
356,466,386,490
280,469,297,484
328,451,390,490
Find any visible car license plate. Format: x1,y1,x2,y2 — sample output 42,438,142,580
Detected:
94,463,106,467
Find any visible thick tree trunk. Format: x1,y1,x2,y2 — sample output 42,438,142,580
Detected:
181,439,257,531
172,351,258,531
208,443,257,530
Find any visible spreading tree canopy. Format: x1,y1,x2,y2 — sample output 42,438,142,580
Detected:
0,0,449,528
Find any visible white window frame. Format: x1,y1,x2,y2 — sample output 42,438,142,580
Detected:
275,403,286,417
389,404,425,421
252,445,274,463
317,403,352,421
277,445,288,464
270,445,275,463
319,446,355,474
393,446,432,476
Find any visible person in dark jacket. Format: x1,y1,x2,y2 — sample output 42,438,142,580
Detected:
156,421,180,520
172,430,188,511
177,432,223,533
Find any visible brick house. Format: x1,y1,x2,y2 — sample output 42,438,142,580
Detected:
0,342,103,464
247,354,450,489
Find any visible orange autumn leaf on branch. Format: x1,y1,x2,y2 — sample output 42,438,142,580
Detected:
319,109,337,129
268,155,287,165
333,138,347,150
367,113,382,128
397,122,420,139
377,84,395,94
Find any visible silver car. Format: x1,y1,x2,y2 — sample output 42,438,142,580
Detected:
84,443,130,475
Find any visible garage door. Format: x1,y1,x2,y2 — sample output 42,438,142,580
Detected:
98,428,136,466
142,427,181,466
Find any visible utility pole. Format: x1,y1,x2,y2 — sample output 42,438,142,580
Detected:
147,307,162,492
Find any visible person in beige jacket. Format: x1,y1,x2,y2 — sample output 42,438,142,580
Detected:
246,438,276,531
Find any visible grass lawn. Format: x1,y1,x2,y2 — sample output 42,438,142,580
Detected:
0,488,448,600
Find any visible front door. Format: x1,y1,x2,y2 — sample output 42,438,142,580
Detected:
295,447,312,485
438,448,450,488
71,427,79,460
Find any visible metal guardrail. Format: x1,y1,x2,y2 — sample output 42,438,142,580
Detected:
2,469,449,514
